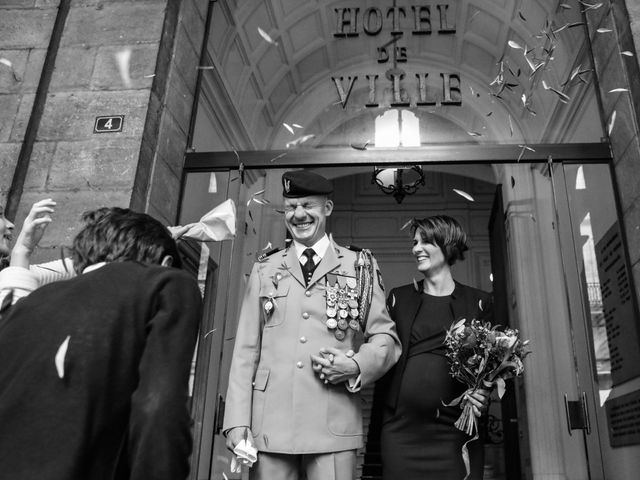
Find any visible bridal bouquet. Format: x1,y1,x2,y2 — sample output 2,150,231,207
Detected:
444,318,530,436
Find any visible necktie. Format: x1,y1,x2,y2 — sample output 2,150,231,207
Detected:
301,248,317,285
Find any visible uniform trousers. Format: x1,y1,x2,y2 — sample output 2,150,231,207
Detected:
250,450,356,480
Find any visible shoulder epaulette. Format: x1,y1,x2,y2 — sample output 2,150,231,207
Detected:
258,247,282,262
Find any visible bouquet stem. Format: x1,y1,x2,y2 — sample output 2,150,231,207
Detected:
454,402,478,436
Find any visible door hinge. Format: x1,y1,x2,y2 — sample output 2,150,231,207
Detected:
564,392,591,435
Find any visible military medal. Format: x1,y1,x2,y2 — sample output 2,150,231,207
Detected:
264,299,273,315
325,273,363,340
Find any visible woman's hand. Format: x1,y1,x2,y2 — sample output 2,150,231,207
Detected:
10,199,56,269
462,388,490,417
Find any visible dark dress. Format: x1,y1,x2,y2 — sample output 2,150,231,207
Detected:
377,281,492,480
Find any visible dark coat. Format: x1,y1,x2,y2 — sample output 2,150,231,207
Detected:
378,280,493,411
0,262,202,480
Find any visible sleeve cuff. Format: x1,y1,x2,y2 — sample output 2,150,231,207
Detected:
345,374,362,393
0,266,39,300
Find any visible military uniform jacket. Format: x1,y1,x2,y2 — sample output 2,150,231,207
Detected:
223,240,401,454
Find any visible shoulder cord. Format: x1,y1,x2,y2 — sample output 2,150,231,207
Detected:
355,249,374,332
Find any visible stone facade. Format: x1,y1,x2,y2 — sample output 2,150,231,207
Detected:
0,0,207,262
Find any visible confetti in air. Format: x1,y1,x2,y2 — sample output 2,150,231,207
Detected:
609,88,629,93
453,189,475,202
400,218,413,231
258,27,278,46
283,123,294,134
55,335,71,379
115,48,133,88
607,110,617,136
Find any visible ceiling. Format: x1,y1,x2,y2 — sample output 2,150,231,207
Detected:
196,0,603,151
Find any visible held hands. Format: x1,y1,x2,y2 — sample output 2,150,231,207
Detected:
10,199,56,269
462,388,490,417
310,347,359,385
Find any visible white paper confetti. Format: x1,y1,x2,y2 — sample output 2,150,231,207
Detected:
508,40,523,50
609,88,629,93
115,48,133,88
607,110,617,136
55,335,71,379
208,172,217,193
0,58,12,68
453,189,475,202
258,27,278,46
283,123,294,134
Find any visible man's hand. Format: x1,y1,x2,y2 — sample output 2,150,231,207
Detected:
225,426,253,453
10,199,56,269
462,388,490,417
310,347,359,385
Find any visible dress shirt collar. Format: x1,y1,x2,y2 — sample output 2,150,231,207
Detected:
293,234,330,262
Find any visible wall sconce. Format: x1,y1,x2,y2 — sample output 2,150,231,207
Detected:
372,166,426,203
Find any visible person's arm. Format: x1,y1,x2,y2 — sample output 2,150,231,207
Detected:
348,257,401,389
9,199,56,269
222,263,263,450
128,270,202,480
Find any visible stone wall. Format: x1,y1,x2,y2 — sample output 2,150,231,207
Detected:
0,0,208,263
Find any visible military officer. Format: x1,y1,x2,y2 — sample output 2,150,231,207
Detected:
223,170,401,480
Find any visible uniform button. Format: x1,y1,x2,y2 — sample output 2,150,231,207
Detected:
302,312,310,319
296,361,304,369
269,291,274,296
300,337,307,343
305,290,311,297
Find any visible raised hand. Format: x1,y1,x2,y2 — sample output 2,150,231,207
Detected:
11,199,56,268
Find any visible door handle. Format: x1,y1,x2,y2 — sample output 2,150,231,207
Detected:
564,392,591,435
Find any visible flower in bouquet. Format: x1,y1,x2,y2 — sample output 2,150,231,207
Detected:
443,318,530,436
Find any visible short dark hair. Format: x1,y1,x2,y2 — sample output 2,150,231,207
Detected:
71,207,181,274
411,215,469,265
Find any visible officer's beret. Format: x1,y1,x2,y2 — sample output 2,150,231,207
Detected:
282,170,333,198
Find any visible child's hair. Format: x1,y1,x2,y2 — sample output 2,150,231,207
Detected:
71,207,181,274
411,215,469,265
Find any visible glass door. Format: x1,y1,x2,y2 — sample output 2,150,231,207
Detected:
551,163,640,479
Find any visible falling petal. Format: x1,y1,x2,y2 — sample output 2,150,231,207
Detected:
521,93,527,105
568,22,585,28
283,123,294,134
270,152,287,163
467,131,482,137
262,241,273,250
143,73,156,78
519,144,536,152
508,40,523,50
508,115,514,136
400,218,413,231
391,293,396,307
350,140,370,150
479,299,484,311
609,88,629,93
453,189,475,202
252,198,269,205
608,110,617,135
196,66,215,70
286,134,315,148
208,172,217,193
55,335,71,379
254,189,265,196
258,27,278,45
597,28,612,33
115,48,133,88
549,87,571,103
292,123,303,128
518,11,526,21
560,3,572,9
621,51,634,57
0,58,12,68
204,329,217,338
542,80,550,90
413,278,419,292
486,111,493,117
